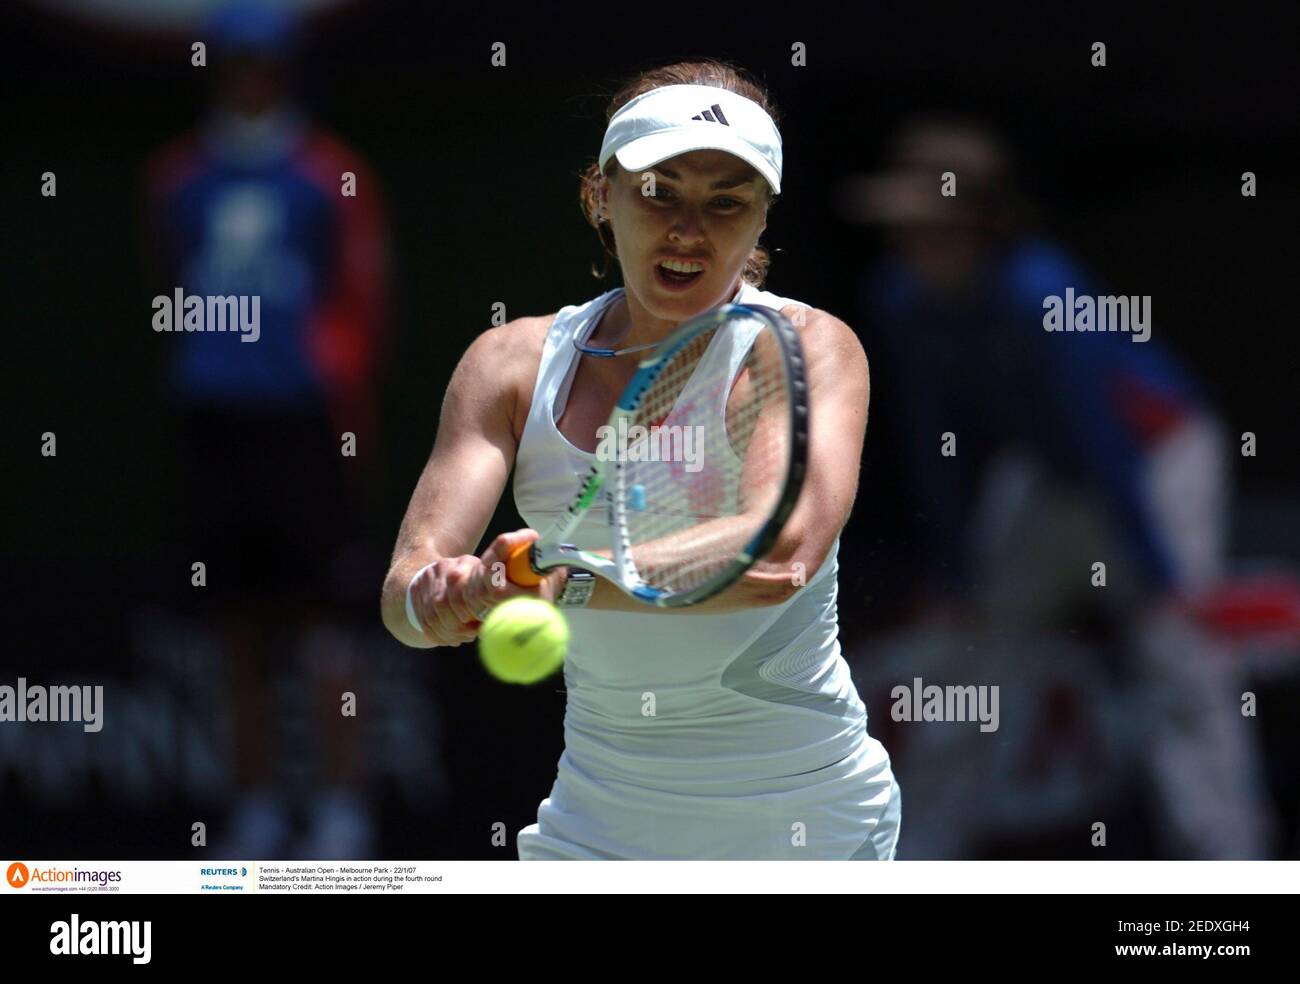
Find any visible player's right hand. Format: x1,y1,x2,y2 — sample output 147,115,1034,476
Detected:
408,532,558,647
408,555,494,647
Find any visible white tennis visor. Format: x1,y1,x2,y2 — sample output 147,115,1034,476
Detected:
598,84,783,194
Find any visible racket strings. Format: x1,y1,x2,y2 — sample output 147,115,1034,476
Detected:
620,317,792,594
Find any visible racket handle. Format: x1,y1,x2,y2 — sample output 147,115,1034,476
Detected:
505,541,544,586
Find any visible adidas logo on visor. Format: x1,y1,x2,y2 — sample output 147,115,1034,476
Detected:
690,104,730,125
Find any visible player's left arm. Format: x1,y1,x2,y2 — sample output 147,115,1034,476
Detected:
738,305,869,599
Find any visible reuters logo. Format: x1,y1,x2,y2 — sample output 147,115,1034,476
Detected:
6,862,29,889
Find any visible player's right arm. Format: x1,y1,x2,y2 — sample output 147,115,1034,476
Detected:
380,317,554,649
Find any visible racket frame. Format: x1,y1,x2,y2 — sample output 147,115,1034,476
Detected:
522,303,808,607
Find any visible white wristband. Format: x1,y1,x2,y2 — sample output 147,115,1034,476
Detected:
405,562,439,635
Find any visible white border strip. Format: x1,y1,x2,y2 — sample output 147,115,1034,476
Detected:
3,861,1297,894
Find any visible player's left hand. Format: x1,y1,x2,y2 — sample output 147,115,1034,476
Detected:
465,530,565,624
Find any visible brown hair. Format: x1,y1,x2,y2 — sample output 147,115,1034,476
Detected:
578,60,780,287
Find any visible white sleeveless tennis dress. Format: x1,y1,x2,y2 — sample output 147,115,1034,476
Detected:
513,282,901,860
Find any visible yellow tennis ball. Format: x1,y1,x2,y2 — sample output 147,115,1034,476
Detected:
478,597,568,684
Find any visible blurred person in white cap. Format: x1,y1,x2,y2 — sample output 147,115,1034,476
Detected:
383,61,902,860
839,116,1227,615
839,117,1277,859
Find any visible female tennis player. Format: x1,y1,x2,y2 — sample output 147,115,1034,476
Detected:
381,61,901,860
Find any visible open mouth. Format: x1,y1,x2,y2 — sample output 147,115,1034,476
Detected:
654,259,705,290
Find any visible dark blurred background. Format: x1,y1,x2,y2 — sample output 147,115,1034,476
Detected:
2,1,1298,860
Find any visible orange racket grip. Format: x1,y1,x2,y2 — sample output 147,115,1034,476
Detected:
505,541,544,586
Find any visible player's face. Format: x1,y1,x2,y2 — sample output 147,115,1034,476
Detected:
602,149,769,322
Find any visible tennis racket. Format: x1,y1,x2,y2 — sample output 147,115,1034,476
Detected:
505,302,808,607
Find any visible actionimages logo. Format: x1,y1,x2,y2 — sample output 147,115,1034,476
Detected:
7,862,29,888
15,864,123,890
